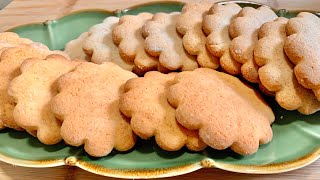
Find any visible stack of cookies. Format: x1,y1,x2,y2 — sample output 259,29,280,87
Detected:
0,0,319,157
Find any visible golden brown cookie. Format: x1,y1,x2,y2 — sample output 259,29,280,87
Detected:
119,71,207,151
82,16,134,71
8,55,81,144
0,43,69,130
176,1,219,69
143,12,199,71
113,13,158,72
51,62,137,157
168,68,275,155
0,32,32,45
255,17,320,115
229,6,278,83
284,12,320,100
202,3,242,74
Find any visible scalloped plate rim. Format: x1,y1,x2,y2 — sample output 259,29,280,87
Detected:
1,0,320,178
0,148,319,178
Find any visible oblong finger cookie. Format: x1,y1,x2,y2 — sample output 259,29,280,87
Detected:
284,12,320,100
82,17,134,71
64,32,90,60
8,55,82,144
176,1,219,69
113,13,158,73
229,6,277,83
51,62,137,157
254,17,320,115
168,68,275,155
143,12,199,71
202,3,242,74
120,71,207,151
0,43,69,130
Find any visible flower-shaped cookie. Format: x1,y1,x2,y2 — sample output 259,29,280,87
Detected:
120,71,206,151
82,17,133,71
284,12,320,101
176,1,219,69
255,17,320,115
143,12,199,71
8,55,81,144
168,68,275,155
202,3,242,74
113,13,158,72
51,62,137,157
0,44,69,130
229,6,277,83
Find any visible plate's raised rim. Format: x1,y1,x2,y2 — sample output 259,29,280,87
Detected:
1,0,320,178
6,0,320,32
0,148,319,178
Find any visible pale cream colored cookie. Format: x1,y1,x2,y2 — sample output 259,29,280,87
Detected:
143,12,199,71
202,3,242,74
229,6,278,83
284,12,320,101
82,16,134,71
113,13,158,72
176,1,219,69
64,32,90,60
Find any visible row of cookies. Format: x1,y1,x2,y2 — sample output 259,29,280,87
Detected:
202,3,320,115
64,1,320,115
0,37,274,156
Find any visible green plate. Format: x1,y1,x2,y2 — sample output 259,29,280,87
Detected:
1,1,319,179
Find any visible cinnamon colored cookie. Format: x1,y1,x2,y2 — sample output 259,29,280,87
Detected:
8,55,81,144
168,68,275,155
51,62,137,157
120,71,207,151
0,44,69,130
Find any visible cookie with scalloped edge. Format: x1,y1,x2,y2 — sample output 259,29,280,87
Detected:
284,12,320,101
0,32,32,45
203,3,242,74
8,55,81,144
82,16,134,71
0,43,69,130
229,6,277,83
120,71,207,151
255,17,320,115
168,68,275,155
0,32,33,60
64,32,90,61
113,13,160,73
176,1,219,69
51,62,137,157
143,12,199,71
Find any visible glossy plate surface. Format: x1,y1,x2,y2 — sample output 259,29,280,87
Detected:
0,1,319,179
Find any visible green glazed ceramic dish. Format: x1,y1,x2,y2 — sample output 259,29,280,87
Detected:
1,1,319,179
